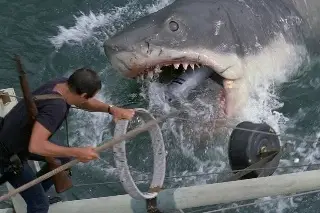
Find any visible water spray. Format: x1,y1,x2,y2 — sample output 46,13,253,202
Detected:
165,66,215,106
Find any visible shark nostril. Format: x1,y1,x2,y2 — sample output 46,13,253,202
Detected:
169,21,179,32
111,45,119,51
103,39,123,57
145,41,150,49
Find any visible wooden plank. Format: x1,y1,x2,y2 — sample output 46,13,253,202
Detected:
0,88,18,117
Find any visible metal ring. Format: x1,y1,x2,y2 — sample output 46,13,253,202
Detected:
113,108,166,200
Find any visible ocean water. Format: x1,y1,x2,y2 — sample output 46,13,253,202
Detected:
1,0,320,212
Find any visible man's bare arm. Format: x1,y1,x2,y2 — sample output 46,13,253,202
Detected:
76,98,135,121
29,121,98,162
77,98,111,113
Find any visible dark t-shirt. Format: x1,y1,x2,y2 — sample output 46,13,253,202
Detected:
0,77,71,159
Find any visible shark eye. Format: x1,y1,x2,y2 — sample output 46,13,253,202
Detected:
169,21,179,32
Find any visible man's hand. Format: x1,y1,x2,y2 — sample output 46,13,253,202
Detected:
110,106,135,122
74,147,99,163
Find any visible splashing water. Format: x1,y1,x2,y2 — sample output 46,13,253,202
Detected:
238,34,309,133
49,0,175,50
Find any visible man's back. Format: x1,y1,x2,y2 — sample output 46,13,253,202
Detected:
0,77,71,160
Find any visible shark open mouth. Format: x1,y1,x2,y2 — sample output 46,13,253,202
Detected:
104,38,244,118
127,60,228,117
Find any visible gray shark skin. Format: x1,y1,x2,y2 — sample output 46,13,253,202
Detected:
103,0,320,118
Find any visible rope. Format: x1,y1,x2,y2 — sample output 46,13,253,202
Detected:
0,109,180,202
65,114,70,147
149,113,320,145
72,161,320,188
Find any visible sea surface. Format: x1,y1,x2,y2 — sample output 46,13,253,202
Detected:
1,0,320,212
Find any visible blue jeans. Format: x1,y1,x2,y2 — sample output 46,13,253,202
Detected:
8,161,53,213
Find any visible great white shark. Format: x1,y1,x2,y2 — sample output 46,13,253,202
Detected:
103,0,320,119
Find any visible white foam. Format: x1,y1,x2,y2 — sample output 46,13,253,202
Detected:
49,0,175,50
143,77,229,188
49,7,130,50
238,34,308,134
147,0,175,13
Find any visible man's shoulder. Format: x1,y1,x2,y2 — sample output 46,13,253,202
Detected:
48,77,68,84
36,93,69,110
41,77,68,87
33,77,68,95
35,95,69,134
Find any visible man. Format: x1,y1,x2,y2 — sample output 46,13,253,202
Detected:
0,68,135,213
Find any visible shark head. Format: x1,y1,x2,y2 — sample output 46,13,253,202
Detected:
103,0,307,119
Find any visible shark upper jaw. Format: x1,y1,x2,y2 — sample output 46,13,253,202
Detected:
108,47,243,81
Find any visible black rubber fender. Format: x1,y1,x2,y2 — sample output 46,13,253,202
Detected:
228,121,281,179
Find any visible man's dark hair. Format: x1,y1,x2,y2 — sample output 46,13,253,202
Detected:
67,68,102,98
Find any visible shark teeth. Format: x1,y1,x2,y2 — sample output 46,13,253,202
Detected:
154,65,162,73
182,63,188,70
136,62,202,82
136,75,143,83
148,71,154,79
